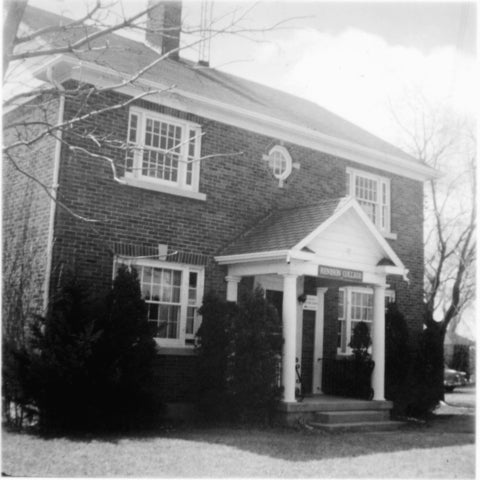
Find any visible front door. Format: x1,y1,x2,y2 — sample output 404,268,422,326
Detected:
266,290,283,320
301,310,315,395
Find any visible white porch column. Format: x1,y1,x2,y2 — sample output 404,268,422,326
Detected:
371,284,386,401
313,287,328,394
225,275,241,302
282,273,298,403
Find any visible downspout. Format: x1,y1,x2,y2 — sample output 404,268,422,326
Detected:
42,67,65,313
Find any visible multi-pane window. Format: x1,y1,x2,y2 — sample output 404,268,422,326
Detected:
141,266,182,339
346,168,391,234
350,290,373,340
337,287,395,355
263,145,293,187
126,107,201,192
115,259,204,347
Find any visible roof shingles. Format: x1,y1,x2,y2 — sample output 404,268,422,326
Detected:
221,198,344,256
20,5,418,164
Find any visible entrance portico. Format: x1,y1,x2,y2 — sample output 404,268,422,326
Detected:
216,197,408,404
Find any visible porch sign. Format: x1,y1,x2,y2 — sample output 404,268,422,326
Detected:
303,295,318,310
318,265,363,282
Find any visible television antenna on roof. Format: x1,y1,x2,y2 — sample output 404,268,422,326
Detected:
198,0,213,66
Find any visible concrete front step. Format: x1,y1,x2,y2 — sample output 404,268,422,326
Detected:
315,409,390,424
274,396,395,427
308,420,405,432
278,398,393,413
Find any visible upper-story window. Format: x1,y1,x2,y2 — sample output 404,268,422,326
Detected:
263,145,293,187
115,258,204,348
125,107,203,197
346,167,391,235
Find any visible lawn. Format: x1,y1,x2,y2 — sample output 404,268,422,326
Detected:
2,409,475,478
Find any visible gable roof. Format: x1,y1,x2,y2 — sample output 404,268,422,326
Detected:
221,198,344,256
16,5,434,174
218,196,406,276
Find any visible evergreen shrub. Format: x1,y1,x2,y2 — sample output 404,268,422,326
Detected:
404,321,444,417
390,315,444,419
349,321,372,361
196,287,283,423
6,266,159,433
385,302,410,403
195,291,235,420
227,287,283,422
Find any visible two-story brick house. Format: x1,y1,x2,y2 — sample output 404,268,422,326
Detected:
3,2,438,424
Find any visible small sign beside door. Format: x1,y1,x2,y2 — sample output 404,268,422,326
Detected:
303,295,318,310
318,265,363,282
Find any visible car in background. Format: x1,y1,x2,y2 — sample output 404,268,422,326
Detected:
444,366,468,392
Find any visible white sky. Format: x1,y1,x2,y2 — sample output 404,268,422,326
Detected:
28,0,476,145
201,1,477,147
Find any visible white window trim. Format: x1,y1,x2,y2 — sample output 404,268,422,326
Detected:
125,107,206,200
346,167,395,238
337,286,395,356
268,145,292,180
114,256,204,349
263,145,293,187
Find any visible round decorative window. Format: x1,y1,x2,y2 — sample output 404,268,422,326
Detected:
266,145,292,182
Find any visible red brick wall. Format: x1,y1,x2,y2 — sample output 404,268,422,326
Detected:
3,97,59,319
43,86,424,401
152,354,198,402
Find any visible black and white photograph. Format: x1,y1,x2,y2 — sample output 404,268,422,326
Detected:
2,0,476,477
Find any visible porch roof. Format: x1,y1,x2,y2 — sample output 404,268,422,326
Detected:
220,197,347,255
217,196,407,279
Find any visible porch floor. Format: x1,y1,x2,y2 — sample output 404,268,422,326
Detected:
277,394,393,413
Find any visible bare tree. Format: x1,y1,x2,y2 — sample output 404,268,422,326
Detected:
391,90,476,338
3,0,300,326
3,0,297,222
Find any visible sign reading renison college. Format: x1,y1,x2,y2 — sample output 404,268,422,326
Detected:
317,265,363,282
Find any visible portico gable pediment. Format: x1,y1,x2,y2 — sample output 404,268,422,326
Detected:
216,196,406,280
291,198,404,273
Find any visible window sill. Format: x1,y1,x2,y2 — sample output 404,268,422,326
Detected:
336,351,354,358
383,231,397,240
122,176,206,201
155,345,197,356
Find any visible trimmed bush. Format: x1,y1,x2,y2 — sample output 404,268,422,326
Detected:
8,266,159,433
409,321,444,415
385,302,410,402
92,265,159,430
349,321,372,361
196,287,283,423
195,291,235,420
390,318,443,419
227,287,283,422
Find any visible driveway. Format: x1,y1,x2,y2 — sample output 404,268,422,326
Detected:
439,385,476,419
445,385,475,408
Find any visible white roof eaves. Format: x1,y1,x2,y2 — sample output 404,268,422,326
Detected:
30,55,440,181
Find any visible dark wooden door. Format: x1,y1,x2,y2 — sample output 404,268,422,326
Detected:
266,290,283,320
301,311,316,395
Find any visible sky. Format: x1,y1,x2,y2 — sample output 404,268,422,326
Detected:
21,0,478,339
200,1,476,146
28,1,476,145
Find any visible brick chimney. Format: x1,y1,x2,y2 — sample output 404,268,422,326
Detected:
146,0,182,60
